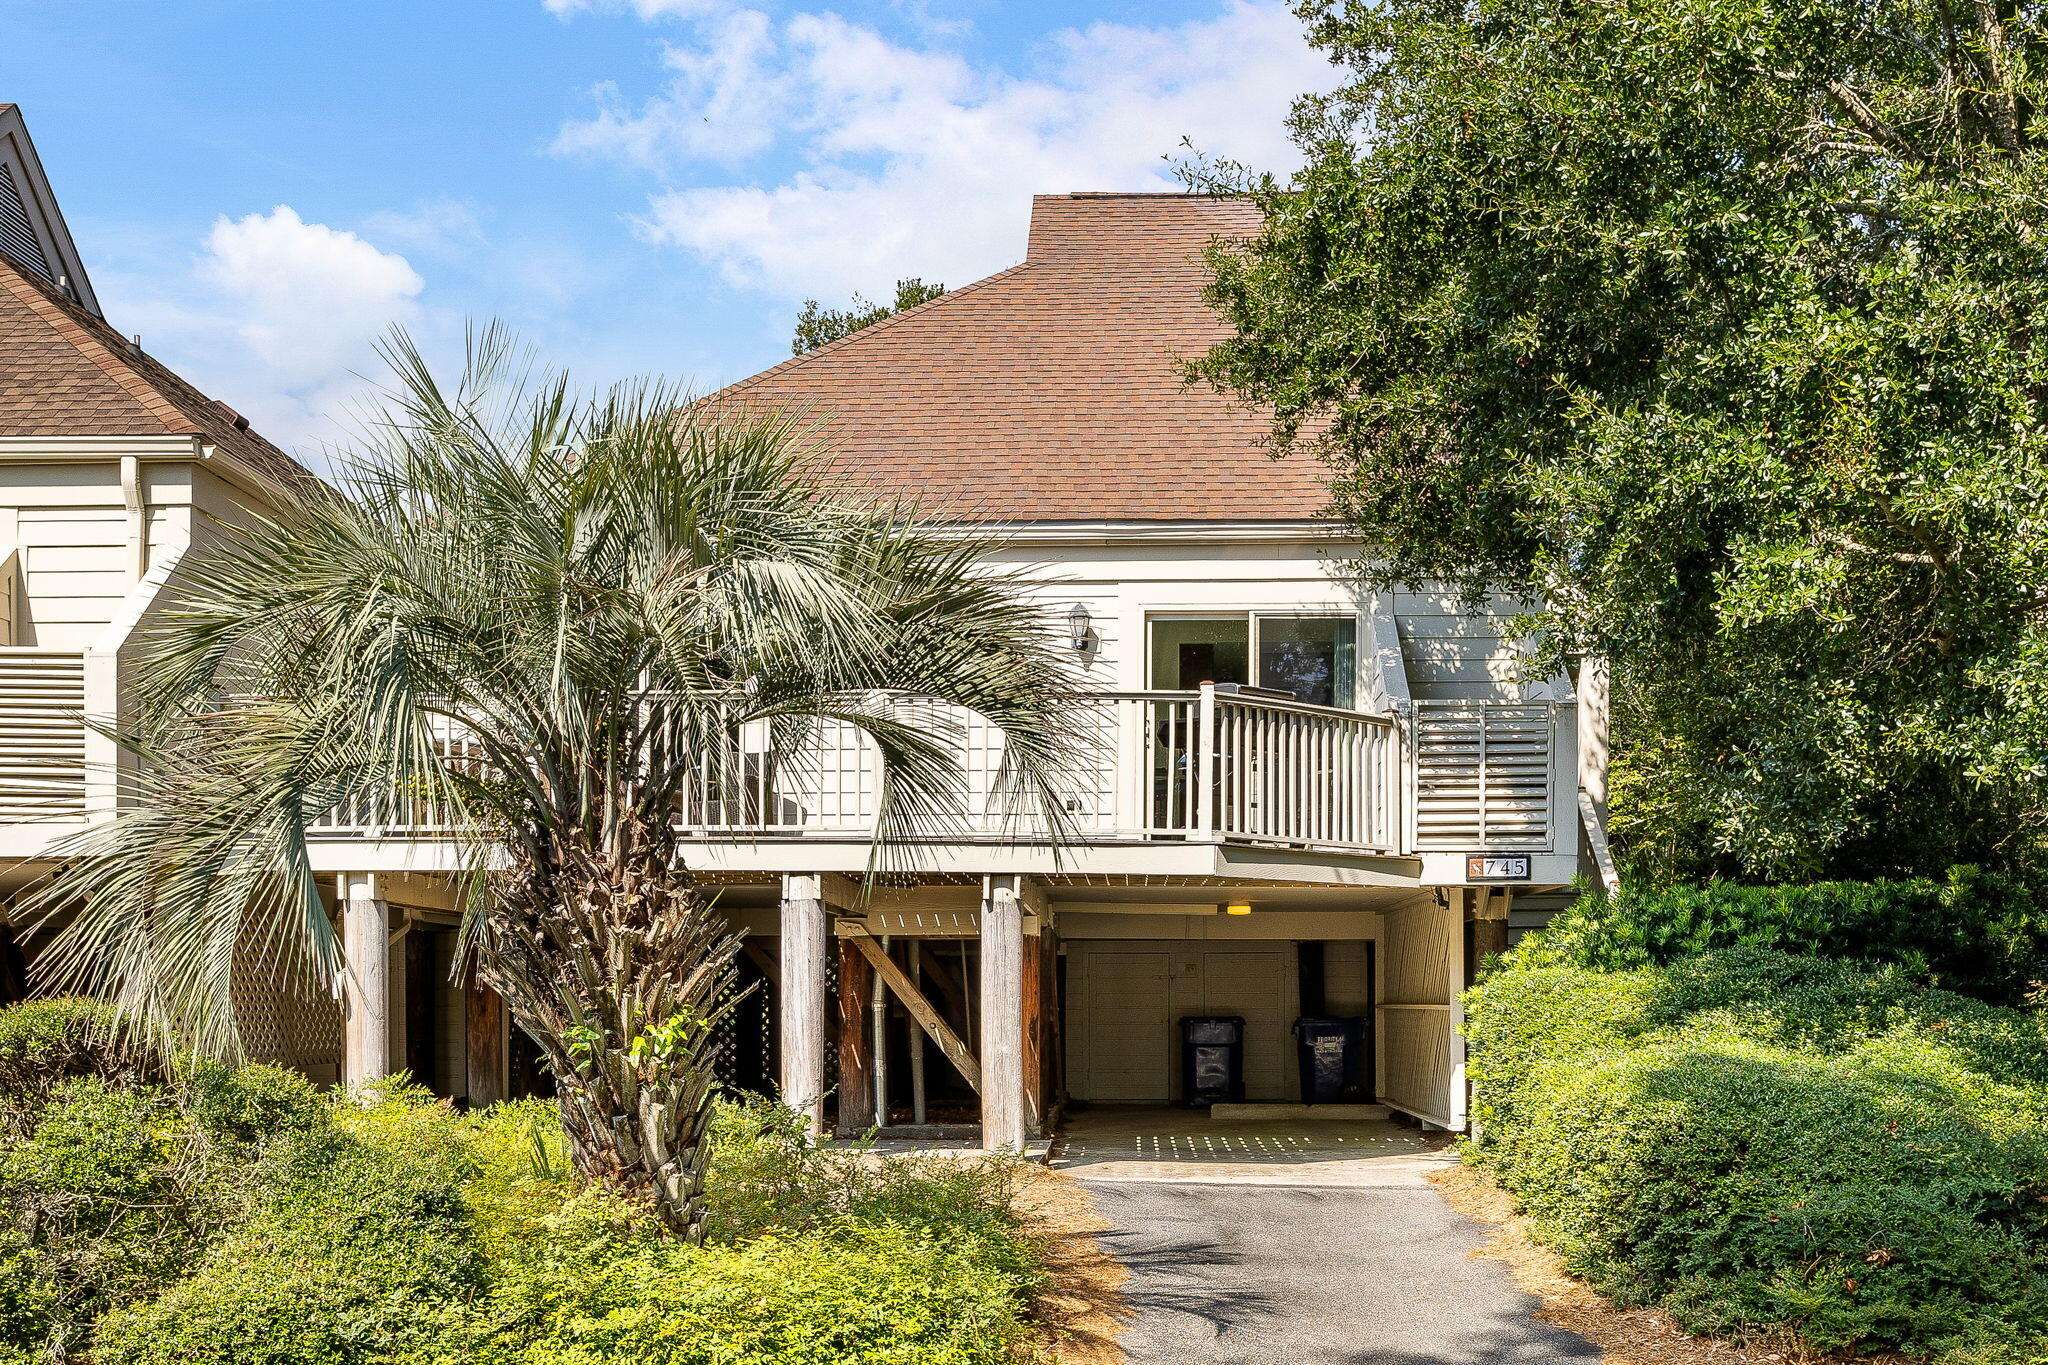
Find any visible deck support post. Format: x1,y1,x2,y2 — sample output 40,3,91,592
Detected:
340,873,392,1090
1042,925,1064,1125
779,874,829,1138
835,935,875,1136
464,971,506,1108
980,875,1026,1152
1448,890,1470,1133
907,941,927,1126
1021,917,1044,1136
871,935,891,1125
1578,656,1610,820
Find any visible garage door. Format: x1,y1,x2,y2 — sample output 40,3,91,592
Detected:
1066,941,1299,1103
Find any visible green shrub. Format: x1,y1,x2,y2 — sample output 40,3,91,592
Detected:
0,1225,56,1357
0,998,156,1127
703,1096,1032,1270
700,1094,837,1239
183,1061,327,1146
1466,949,2048,1360
0,1077,222,1359
92,1116,487,1365
462,1189,1035,1365
0,1071,1046,1365
1517,868,2048,1006
430,1097,583,1262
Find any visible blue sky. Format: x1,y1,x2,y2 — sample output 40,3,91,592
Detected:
3,1,1329,461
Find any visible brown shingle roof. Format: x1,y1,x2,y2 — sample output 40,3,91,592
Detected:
0,248,317,493
714,193,1328,524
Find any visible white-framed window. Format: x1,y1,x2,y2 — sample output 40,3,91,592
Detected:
1145,612,1357,708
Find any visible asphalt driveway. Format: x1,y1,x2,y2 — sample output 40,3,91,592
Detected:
1055,1111,1600,1364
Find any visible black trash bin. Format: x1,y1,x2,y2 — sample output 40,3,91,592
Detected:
1293,1016,1366,1104
1179,1015,1245,1108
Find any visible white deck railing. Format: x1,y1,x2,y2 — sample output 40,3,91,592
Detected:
1147,689,1402,852
0,647,87,821
299,687,1564,859
624,688,1406,853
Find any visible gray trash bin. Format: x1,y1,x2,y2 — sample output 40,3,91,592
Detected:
1293,1016,1365,1103
1180,1015,1245,1107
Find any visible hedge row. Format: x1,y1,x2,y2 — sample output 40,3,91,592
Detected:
1465,950,2048,1362
1516,866,2048,1006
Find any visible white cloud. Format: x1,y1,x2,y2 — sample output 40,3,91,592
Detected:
560,1,1331,305
196,206,423,389
359,199,487,256
544,0,719,20
92,207,427,461
553,10,786,167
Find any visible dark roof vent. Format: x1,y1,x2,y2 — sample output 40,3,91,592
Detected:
0,164,54,283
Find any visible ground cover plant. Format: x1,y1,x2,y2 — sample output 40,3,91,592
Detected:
1464,948,2048,1362
0,999,1049,1365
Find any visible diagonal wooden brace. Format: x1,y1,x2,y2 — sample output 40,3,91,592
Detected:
914,944,971,1033
740,937,781,989
846,927,981,1094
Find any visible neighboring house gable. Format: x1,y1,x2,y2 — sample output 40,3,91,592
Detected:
0,104,98,317
0,105,315,729
0,248,319,649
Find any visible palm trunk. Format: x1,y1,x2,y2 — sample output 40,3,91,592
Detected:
470,809,739,1240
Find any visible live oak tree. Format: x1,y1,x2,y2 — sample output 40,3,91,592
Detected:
1193,0,2048,879
27,328,1083,1239
791,278,945,355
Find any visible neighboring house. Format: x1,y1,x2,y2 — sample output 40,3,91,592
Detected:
0,106,1613,1146
0,104,411,1089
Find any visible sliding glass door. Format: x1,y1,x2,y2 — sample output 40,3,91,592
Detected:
1145,613,1358,831
1146,613,1355,705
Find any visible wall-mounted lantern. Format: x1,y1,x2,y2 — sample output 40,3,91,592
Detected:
1067,602,1092,653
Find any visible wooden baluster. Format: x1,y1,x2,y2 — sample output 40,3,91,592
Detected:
1195,684,1216,841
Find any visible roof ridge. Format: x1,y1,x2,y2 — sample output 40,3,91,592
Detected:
1048,190,1237,200
716,258,1040,401
0,253,195,436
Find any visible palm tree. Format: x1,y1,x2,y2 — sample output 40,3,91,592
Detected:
26,327,1086,1239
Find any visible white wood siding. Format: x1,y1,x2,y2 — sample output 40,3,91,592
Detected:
996,542,1551,712
1394,589,1538,703
989,538,1368,695
1066,943,1173,1102
1378,900,1462,1126
16,507,130,647
0,459,215,649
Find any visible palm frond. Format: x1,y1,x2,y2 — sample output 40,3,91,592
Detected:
26,323,1091,1058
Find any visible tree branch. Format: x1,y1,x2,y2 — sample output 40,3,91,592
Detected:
1972,0,2025,151
1821,77,1931,165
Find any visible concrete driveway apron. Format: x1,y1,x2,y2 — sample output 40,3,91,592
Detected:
1052,1109,1601,1365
